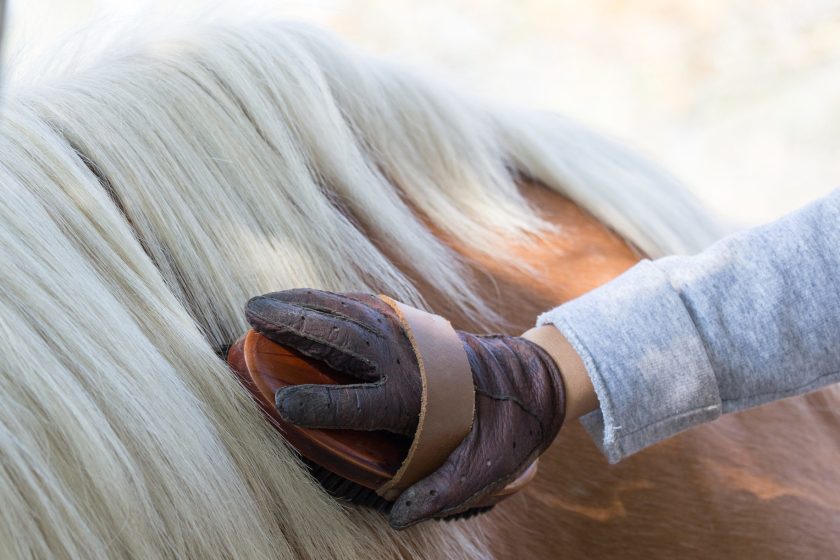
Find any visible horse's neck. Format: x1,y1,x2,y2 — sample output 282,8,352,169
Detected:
438,179,641,331
440,182,840,559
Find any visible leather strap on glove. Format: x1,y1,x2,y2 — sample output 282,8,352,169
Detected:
245,289,567,529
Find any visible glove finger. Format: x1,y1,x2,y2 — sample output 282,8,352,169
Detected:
259,289,387,327
246,295,380,381
387,411,534,529
384,429,483,529
275,383,412,435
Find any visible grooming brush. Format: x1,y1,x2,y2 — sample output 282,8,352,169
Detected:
227,302,538,521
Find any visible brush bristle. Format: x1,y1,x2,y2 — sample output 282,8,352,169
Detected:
301,456,495,521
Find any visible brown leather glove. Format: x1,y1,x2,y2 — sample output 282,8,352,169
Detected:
245,289,566,529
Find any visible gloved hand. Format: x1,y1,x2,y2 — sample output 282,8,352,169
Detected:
245,289,566,529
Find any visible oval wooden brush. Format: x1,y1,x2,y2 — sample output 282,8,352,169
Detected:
227,328,537,518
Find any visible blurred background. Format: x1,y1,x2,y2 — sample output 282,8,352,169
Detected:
7,0,840,227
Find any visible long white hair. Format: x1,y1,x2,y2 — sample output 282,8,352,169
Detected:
0,20,721,559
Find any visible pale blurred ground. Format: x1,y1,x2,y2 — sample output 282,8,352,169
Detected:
8,0,840,227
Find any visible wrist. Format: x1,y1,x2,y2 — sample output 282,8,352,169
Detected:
521,325,598,421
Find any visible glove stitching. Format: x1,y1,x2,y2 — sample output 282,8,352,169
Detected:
252,320,376,372
472,388,547,441
292,302,385,337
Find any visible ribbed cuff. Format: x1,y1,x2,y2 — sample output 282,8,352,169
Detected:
537,260,722,463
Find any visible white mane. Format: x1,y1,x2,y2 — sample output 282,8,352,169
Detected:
0,21,721,559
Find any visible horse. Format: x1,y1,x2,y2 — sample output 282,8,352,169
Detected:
2,19,838,559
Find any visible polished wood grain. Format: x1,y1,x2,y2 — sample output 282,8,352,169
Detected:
228,330,408,489
228,329,538,504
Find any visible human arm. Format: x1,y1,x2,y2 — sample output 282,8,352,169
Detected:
540,189,840,463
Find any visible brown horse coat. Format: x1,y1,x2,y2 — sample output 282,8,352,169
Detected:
438,182,840,558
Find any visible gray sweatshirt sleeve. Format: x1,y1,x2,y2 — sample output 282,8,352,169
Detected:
538,189,840,463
